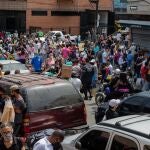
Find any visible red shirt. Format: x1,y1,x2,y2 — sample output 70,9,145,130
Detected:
141,65,148,80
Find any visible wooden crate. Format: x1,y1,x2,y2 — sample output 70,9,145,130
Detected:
61,64,72,79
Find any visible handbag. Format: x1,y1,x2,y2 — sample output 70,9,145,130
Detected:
1,98,15,123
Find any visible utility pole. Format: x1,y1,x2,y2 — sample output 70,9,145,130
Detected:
95,0,99,33
89,0,100,33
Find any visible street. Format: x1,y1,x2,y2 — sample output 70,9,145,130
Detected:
85,98,97,126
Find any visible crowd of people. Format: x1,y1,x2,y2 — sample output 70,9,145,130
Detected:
0,29,150,149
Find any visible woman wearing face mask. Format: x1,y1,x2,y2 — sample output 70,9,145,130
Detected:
0,123,25,150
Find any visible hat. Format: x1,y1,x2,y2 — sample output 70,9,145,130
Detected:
90,59,95,63
10,85,19,91
109,99,120,107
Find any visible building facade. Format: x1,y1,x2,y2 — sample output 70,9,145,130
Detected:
0,0,114,35
0,0,26,33
27,0,114,35
116,0,150,50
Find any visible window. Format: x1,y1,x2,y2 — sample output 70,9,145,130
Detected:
79,130,110,150
27,83,82,111
51,11,80,16
144,145,150,150
32,11,48,16
111,135,138,150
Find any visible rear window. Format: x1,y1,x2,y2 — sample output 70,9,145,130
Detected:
26,83,83,111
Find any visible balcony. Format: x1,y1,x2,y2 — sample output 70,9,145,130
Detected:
0,0,27,11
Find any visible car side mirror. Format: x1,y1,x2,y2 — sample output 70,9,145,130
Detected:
75,141,82,149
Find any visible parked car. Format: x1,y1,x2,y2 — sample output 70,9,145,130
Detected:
46,31,77,42
63,115,150,150
0,60,30,74
95,91,150,123
0,74,88,137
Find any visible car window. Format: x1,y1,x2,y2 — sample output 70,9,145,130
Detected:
79,130,110,150
120,97,144,113
3,63,27,71
27,83,83,111
110,135,138,150
144,145,150,150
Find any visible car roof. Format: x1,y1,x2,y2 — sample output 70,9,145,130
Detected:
0,60,20,65
0,74,69,88
134,91,150,98
98,115,150,139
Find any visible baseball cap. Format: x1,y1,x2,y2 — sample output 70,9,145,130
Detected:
109,99,120,107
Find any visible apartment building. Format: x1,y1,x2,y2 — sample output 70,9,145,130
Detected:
0,0,114,35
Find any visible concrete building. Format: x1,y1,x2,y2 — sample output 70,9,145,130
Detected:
115,0,150,50
0,0,114,35
0,0,26,33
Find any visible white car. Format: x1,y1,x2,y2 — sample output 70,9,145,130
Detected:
62,115,150,150
0,60,30,74
46,31,65,41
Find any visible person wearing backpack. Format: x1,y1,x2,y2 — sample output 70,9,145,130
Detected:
0,123,25,150
81,58,94,100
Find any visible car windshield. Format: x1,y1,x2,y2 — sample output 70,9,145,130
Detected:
3,63,27,71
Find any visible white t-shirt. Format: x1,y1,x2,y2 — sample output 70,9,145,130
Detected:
33,137,53,150
69,78,81,91
108,64,113,74
102,51,108,63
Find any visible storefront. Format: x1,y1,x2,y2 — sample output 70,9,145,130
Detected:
117,20,150,50
0,10,26,33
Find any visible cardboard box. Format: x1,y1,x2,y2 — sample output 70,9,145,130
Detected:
61,64,72,79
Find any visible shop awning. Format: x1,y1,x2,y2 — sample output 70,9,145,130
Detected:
116,20,150,29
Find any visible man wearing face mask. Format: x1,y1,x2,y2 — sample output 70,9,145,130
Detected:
0,123,25,150
33,130,64,150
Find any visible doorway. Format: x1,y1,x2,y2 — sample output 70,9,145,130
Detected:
6,17,16,31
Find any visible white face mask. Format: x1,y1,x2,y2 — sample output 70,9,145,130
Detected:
2,133,13,141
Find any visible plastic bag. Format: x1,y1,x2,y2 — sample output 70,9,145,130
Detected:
1,99,15,123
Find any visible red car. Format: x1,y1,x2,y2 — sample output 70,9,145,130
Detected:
1,74,87,136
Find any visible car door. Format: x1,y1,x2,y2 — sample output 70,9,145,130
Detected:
142,98,150,114
108,132,140,150
75,127,112,150
119,96,145,116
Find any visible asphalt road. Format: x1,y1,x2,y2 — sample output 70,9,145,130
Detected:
62,98,97,150
85,98,97,126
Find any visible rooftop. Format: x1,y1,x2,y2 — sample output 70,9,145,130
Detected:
0,74,65,87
